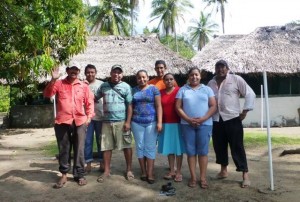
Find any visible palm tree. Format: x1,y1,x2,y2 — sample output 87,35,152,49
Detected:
88,0,131,36
129,0,144,36
202,0,227,34
150,0,193,52
188,11,219,51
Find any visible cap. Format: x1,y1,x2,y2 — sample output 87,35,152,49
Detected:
111,64,123,72
215,60,228,68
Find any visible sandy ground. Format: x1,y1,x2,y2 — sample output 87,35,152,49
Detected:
0,127,300,202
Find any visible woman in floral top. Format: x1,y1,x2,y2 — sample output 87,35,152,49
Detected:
131,70,162,184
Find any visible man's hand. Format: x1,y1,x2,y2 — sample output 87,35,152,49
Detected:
239,110,248,121
51,67,60,80
85,117,91,126
123,122,131,132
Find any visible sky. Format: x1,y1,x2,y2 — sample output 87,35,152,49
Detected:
89,0,300,35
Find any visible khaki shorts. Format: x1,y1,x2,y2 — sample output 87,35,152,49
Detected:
101,121,132,151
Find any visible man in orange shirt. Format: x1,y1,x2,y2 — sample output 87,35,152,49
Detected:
148,60,178,90
44,66,94,188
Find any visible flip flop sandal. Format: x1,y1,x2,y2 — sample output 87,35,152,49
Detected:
188,180,197,188
174,174,183,182
147,178,155,184
163,173,176,180
125,171,135,181
97,174,110,183
241,179,251,188
216,173,228,179
200,179,208,189
77,177,87,186
53,181,66,189
140,175,147,181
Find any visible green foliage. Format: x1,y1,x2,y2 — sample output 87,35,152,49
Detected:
0,85,10,112
0,0,87,84
150,0,194,36
160,35,196,59
87,0,131,35
188,11,219,50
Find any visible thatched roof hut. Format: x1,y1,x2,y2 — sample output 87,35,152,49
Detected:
192,24,300,74
58,35,194,80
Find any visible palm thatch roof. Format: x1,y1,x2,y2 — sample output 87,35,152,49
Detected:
57,35,194,80
192,24,300,74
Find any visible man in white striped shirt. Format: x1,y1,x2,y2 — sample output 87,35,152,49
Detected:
207,60,255,188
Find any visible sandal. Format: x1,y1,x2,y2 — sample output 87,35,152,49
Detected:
53,177,67,189
200,179,208,189
241,179,251,188
97,174,110,183
140,175,147,181
216,173,228,179
147,178,155,184
188,179,197,188
163,172,176,180
77,177,87,186
85,162,92,174
174,174,183,182
125,171,135,181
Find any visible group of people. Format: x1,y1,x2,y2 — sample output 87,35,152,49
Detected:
44,59,255,190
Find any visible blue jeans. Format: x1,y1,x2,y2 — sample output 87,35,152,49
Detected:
84,120,103,163
131,121,158,159
181,124,212,156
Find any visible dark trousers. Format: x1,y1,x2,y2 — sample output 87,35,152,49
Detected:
212,117,248,172
54,122,87,180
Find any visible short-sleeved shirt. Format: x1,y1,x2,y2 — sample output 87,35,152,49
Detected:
176,84,215,125
148,77,178,90
88,79,104,121
132,85,160,124
97,81,132,121
160,87,180,123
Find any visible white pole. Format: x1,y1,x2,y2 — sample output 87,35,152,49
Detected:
261,85,264,130
263,71,274,191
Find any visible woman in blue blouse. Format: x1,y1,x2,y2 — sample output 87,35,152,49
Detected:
131,70,162,184
175,67,216,189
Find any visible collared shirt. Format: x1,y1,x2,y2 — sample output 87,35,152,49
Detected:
44,78,94,126
148,77,178,90
207,74,256,122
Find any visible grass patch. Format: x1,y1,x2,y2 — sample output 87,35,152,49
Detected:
43,140,58,157
244,131,300,147
42,131,300,157
42,139,101,157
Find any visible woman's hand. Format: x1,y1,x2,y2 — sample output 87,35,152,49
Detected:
156,122,162,133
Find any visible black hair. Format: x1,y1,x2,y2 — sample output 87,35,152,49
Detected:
155,60,166,67
163,73,174,80
188,67,201,75
136,69,148,77
85,64,97,74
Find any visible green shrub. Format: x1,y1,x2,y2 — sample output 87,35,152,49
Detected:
0,85,10,112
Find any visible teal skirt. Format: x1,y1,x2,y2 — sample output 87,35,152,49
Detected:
158,123,186,155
